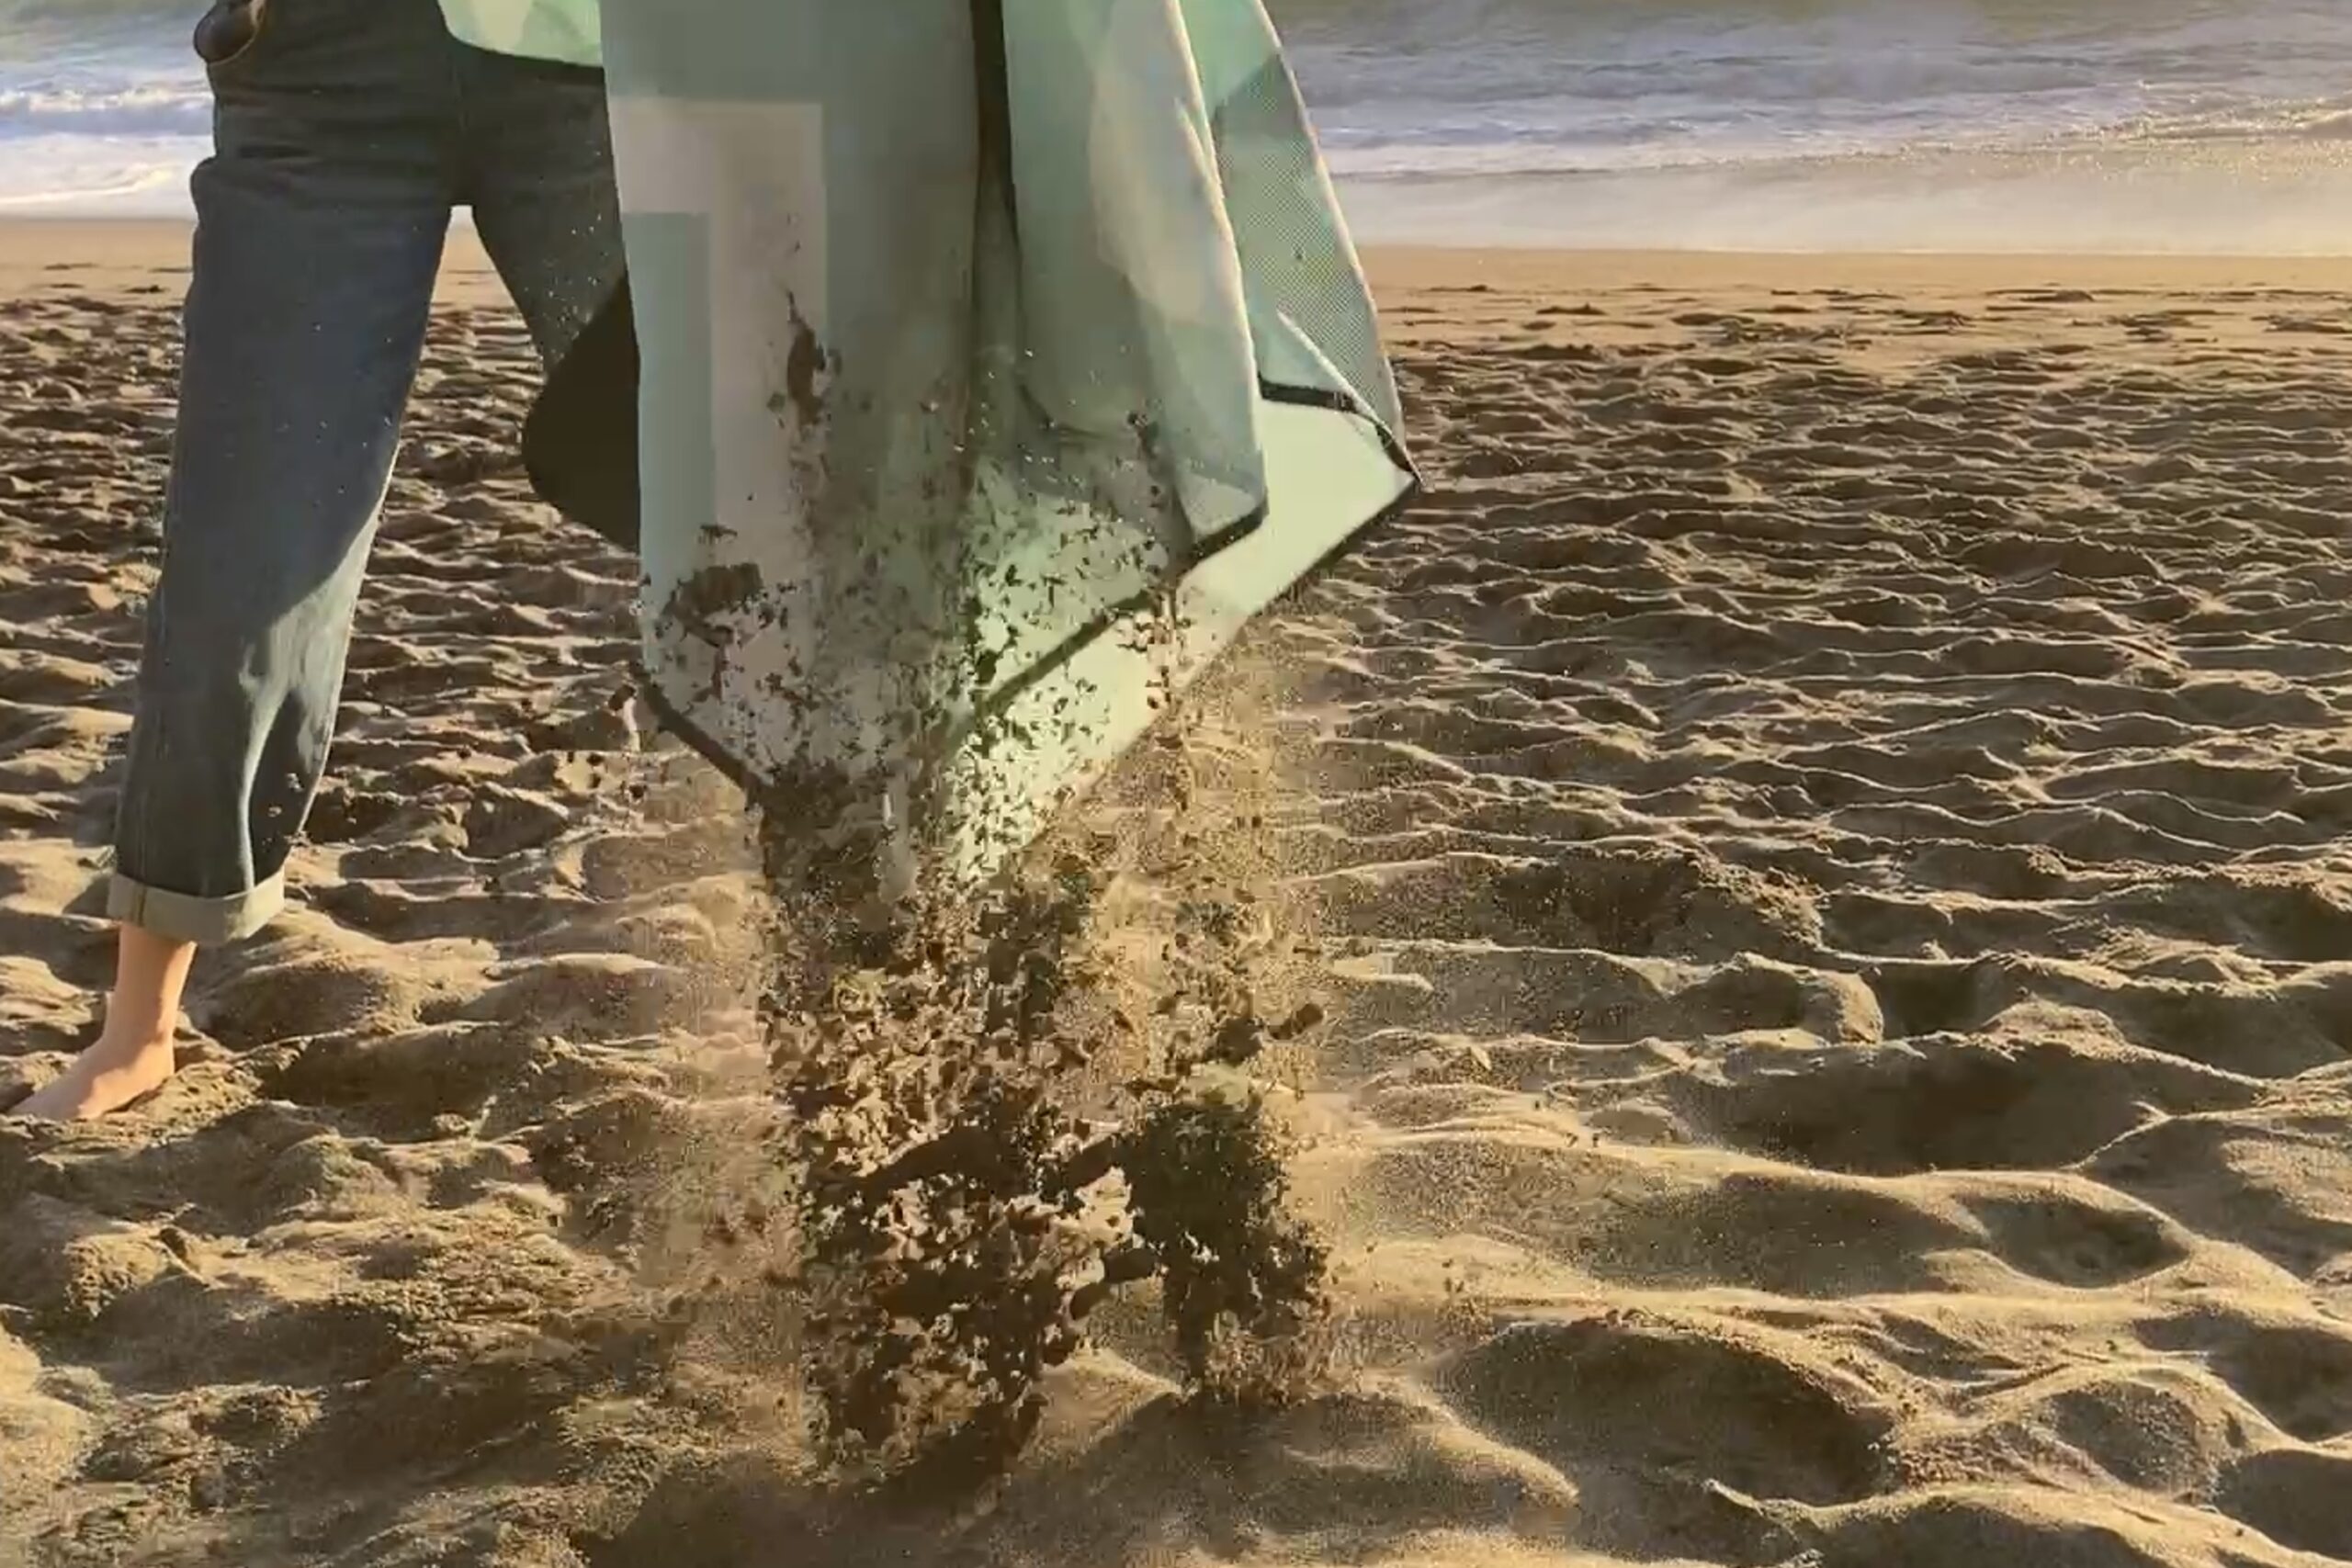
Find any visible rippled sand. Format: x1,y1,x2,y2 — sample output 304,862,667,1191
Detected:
3,226,2349,1567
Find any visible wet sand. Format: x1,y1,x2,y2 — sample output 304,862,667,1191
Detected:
4,220,2351,1566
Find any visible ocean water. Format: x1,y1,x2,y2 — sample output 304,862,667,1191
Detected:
1275,0,2352,249
4,0,2350,248
0,0,211,211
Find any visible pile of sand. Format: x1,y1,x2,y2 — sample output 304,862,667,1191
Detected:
2,231,2349,1566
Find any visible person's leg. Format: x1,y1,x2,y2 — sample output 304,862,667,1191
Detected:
457,45,628,379
469,44,636,566
12,926,205,1122
14,0,458,1121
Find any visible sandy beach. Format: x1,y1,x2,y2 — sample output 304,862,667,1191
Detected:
4,219,2351,1567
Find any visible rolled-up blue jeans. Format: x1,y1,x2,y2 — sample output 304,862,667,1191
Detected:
110,0,623,944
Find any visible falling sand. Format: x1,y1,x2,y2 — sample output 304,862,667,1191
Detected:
3,226,2352,1566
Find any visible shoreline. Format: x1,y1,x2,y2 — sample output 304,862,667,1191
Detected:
1360,245,2352,297
4,217,2348,296
16,139,2352,256
1333,142,2352,254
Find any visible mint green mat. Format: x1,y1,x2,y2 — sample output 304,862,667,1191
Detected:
556,0,1417,884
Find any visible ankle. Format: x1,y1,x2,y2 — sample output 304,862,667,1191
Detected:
94,1012,177,1057
107,924,198,1049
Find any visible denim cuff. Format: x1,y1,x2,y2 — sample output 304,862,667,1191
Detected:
107,870,286,945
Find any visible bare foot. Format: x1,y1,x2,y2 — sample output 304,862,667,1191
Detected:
10,1026,178,1121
